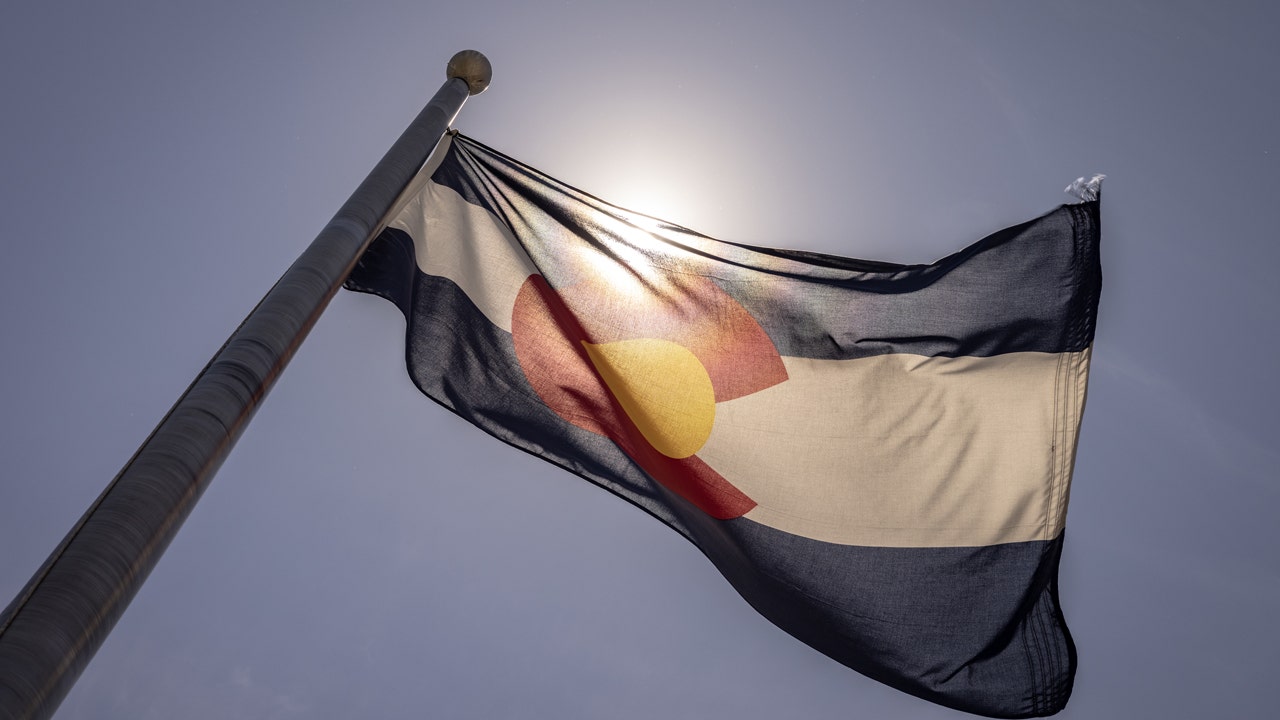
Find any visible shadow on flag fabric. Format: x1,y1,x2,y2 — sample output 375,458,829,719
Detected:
344,133,1101,718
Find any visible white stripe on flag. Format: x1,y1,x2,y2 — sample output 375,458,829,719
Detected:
702,349,1090,547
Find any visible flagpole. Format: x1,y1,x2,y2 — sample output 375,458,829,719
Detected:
0,50,491,720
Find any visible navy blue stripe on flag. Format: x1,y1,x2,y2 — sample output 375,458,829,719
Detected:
431,134,1101,361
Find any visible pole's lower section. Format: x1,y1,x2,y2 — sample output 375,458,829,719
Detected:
0,67,478,720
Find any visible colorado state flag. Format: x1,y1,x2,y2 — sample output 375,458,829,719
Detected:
345,133,1100,718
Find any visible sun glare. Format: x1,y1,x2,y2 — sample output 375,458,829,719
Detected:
574,240,651,300
605,162,708,233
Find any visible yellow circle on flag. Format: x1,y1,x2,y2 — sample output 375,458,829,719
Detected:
582,338,716,459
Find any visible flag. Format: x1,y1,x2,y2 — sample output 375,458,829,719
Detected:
345,133,1100,718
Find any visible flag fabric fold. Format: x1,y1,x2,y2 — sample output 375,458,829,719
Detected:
345,133,1100,718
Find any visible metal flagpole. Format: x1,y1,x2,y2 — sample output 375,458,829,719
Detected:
0,50,492,720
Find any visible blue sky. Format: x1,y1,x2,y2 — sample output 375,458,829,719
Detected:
2,2,1277,718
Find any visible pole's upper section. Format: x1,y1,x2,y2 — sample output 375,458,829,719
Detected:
447,49,493,95
0,51,490,720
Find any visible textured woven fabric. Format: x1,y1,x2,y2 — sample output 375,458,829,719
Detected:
345,134,1100,717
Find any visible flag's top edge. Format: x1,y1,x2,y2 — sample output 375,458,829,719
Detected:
446,132,1100,277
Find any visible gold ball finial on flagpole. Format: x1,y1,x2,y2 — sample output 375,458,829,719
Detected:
447,50,492,95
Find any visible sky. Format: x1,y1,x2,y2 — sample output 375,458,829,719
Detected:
1,1,1277,718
